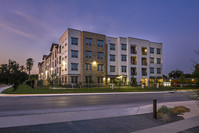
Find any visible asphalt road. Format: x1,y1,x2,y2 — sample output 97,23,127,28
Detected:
0,92,191,116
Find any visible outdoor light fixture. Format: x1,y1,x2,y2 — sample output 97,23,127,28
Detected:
103,77,106,80
41,73,43,75
108,78,110,81
63,61,66,66
92,61,97,65
192,79,194,82
45,70,48,75
51,68,53,71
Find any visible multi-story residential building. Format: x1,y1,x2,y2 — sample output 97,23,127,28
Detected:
38,28,163,86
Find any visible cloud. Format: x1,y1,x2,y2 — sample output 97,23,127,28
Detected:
0,22,39,40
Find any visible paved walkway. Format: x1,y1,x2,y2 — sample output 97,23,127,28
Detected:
0,100,198,130
132,115,199,133
0,85,11,93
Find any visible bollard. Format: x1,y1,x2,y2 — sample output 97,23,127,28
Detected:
153,98,157,119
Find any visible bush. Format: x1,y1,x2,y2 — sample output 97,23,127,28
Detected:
171,106,190,115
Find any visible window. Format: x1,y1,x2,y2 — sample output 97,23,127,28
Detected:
86,63,92,70
97,64,103,71
110,66,115,72
71,76,78,83
59,56,61,64
85,38,92,46
71,63,78,71
71,50,78,58
142,47,147,55
65,38,67,46
142,68,147,76
110,43,115,50
71,37,78,45
65,76,67,84
97,52,103,59
131,46,137,54
150,57,154,64
121,66,127,72
121,55,127,61
97,77,103,83
131,67,137,76
85,76,92,83
150,67,154,74
157,48,161,54
85,51,92,58
157,68,161,74
110,54,115,61
62,41,64,48
142,58,147,66
121,44,126,50
97,40,103,47
150,47,154,54
157,58,161,64
131,57,137,65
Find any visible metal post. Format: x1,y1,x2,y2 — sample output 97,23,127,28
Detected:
153,98,157,119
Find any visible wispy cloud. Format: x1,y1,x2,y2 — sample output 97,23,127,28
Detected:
0,22,39,40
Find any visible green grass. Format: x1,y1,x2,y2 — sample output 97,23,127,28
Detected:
2,84,199,94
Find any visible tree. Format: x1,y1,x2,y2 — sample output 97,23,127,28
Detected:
130,76,137,86
179,74,185,87
26,58,34,78
0,60,28,90
193,64,199,78
168,70,184,79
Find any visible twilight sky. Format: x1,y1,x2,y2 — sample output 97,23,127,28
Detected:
0,0,199,75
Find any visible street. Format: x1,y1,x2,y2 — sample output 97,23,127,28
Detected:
0,92,190,117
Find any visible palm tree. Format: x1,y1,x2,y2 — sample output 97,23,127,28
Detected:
26,58,34,79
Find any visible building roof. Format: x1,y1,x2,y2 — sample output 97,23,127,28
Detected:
50,43,58,51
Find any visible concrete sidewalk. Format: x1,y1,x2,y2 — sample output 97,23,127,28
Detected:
0,85,11,93
0,90,195,97
132,115,199,133
0,100,198,129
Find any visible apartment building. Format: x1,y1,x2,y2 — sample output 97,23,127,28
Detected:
38,28,163,86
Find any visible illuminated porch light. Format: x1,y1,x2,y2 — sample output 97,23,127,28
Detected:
107,78,110,81
103,77,106,80
92,61,97,65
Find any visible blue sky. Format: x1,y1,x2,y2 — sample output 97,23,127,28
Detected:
0,0,199,74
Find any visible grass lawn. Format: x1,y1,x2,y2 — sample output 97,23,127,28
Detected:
2,84,199,94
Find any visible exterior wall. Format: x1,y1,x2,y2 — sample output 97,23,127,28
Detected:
81,31,107,85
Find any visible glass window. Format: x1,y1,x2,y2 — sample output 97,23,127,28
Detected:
110,66,115,72
97,77,103,83
110,43,115,50
71,50,78,58
85,76,92,83
121,55,127,61
110,54,115,61
97,52,103,59
157,58,161,64
97,40,103,47
65,38,67,46
85,51,92,58
157,68,161,74
85,38,92,46
150,47,154,54
71,63,78,71
150,57,154,64
157,48,161,54
121,44,127,50
71,76,78,83
121,66,127,72
150,67,154,74
71,37,78,45
86,63,92,70
97,64,103,71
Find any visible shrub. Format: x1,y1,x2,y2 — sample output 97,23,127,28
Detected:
171,106,190,115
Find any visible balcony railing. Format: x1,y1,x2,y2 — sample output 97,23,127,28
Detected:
131,61,137,65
